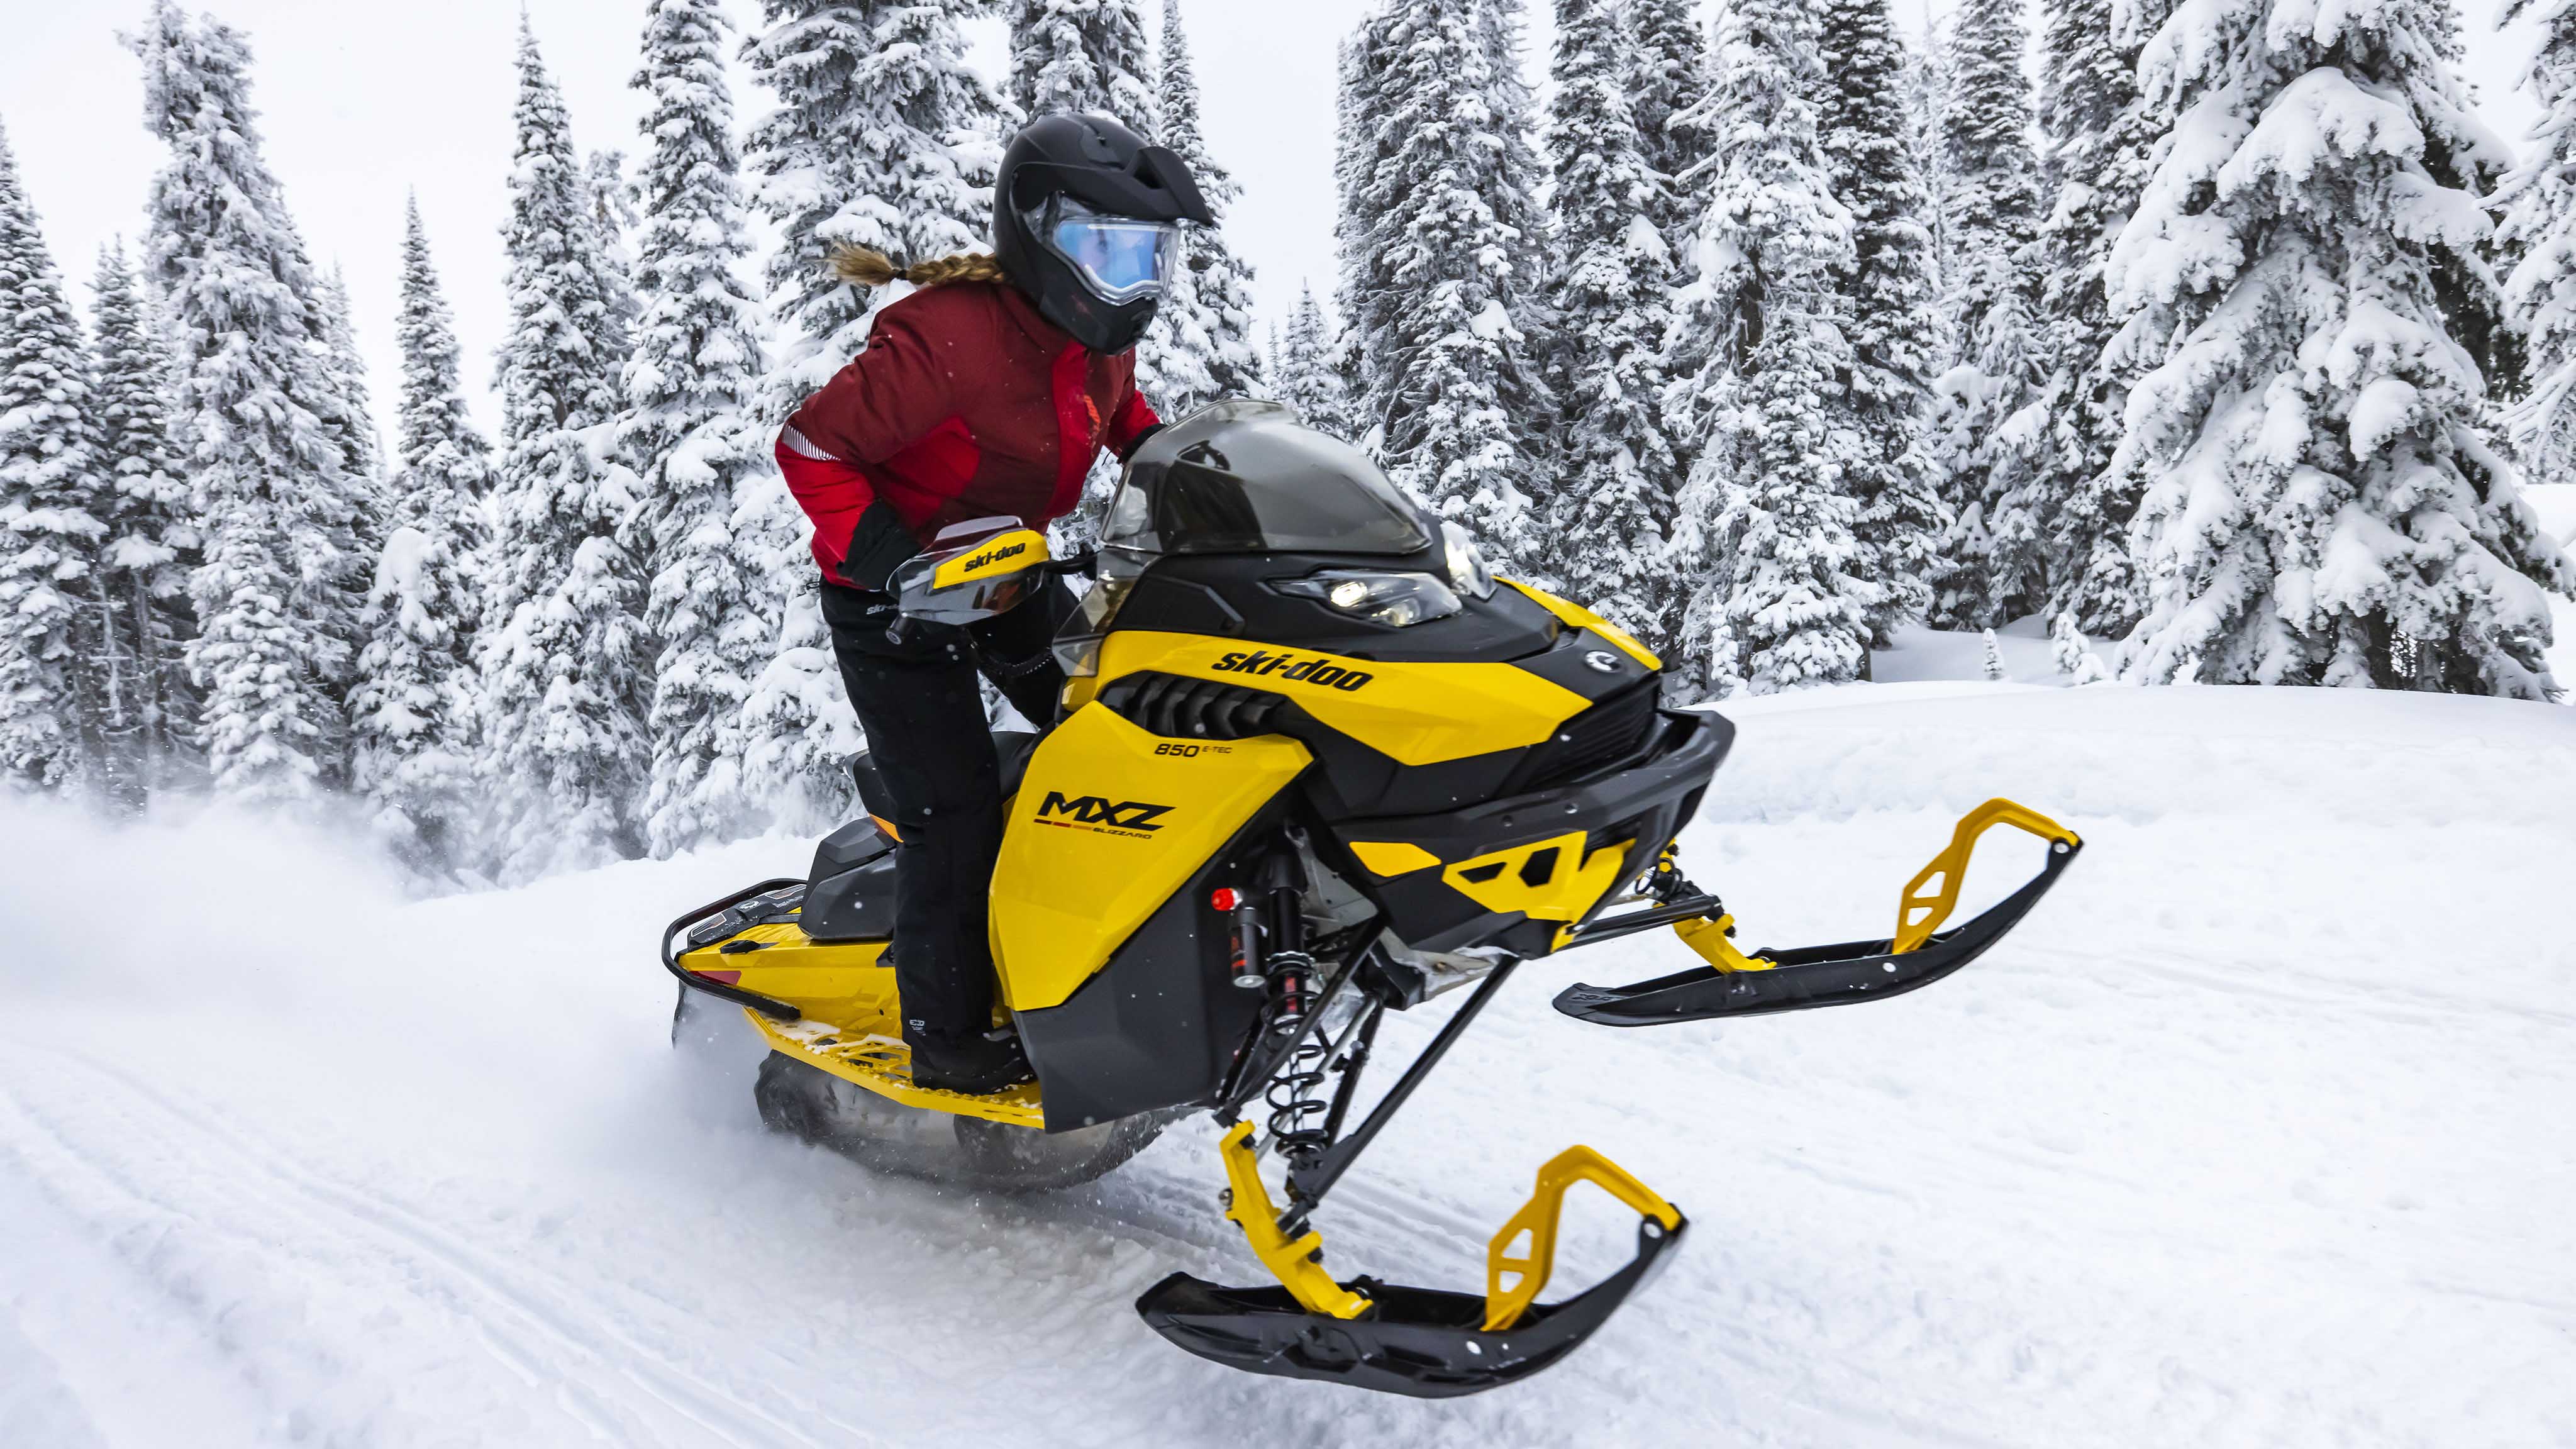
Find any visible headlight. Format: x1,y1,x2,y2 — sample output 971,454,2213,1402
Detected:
1440,520,1497,599
1274,569,1463,628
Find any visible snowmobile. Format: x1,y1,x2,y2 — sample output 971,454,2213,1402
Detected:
661,400,2083,1397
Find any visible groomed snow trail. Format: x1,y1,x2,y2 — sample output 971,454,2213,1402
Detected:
4,686,2572,1448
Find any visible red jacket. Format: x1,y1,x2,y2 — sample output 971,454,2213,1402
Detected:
776,280,1160,591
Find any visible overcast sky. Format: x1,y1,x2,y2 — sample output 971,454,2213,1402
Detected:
0,0,2546,445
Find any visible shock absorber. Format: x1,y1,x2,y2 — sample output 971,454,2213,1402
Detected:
1249,846,1331,1162
1221,886,1266,989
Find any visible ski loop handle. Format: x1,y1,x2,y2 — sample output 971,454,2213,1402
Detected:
1893,798,2083,953
1552,797,2084,1026
1482,1147,1682,1331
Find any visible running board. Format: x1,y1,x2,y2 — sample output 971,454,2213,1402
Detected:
751,1014,1046,1130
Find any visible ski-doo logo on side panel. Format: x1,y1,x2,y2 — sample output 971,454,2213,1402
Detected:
1209,650,1374,692
1035,791,1175,837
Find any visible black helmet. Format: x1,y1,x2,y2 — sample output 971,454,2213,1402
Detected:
993,113,1213,355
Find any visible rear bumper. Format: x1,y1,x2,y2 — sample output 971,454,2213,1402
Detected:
660,879,808,1021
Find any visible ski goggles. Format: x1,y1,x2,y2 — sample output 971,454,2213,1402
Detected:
1030,195,1180,304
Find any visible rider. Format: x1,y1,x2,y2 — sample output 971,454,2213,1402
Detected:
772,114,1212,1095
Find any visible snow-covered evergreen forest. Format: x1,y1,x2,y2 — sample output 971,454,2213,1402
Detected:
3,0,2572,882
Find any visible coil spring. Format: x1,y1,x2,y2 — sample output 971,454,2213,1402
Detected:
1259,949,1330,1158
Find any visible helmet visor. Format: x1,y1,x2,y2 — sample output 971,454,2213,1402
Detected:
1033,196,1179,305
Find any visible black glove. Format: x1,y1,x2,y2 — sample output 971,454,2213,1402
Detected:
834,499,921,594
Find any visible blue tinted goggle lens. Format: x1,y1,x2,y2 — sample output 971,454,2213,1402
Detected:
1046,215,1175,303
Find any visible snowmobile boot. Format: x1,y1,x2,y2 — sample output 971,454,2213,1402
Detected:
904,1021,1036,1096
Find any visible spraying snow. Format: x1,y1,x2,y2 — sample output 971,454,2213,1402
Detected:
3,683,2572,1447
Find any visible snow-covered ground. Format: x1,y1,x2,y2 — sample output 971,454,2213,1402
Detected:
1872,613,2064,685
5,681,2574,1448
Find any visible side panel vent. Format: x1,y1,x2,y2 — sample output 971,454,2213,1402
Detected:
1096,672,1289,741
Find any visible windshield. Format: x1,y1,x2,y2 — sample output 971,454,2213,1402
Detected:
1101,401,1434,557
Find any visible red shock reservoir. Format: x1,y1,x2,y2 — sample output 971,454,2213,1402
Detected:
1220,888,1265,987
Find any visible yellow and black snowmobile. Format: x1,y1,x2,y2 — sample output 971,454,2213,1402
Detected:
661,401,2083,1397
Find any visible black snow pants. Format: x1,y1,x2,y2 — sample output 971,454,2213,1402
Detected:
819,577,1076,1044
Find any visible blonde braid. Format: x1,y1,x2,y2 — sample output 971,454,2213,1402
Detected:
829,245,1008,290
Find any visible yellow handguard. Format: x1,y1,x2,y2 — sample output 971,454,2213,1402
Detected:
927,527,1048,589
1215,1121,1373,1319
1482,1146,1683,1331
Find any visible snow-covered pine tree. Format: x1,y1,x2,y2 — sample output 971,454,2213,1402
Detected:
1662,0,1872,697
622,0,777,858
348,197,489,863
1818,0,1950,643
2499,0,2576,482
1475,0,1560,533
1141,0,1262,418
2050,609,2109,681
313,258,392,686
2420,27,2524,419
479,16,654,875
1009,0,1158,126
1903,14,1960,289
1334,4,1406,452
1628,0,1712,254
132,1,365,804
314,262,385,492
0,122,106,794
2107,0,2576,692
1980,626,2006,680
86,241,201,796
392,196,492,496
1543,0,1683,643
735,0,1006,831
584,148,643,360
1275,281,1353,438
2031,0,2167,636
1341,0,1553,574
1472,0,1553,325
741,0,1003,408
349,523,476,867
588,148,640,235
1929,0,2048,628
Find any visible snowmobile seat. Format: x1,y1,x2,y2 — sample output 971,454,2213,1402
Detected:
802,821,897,941
845,730,1041,836
806,732,1043,943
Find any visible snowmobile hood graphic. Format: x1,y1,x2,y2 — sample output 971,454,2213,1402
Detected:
661,400,2083,1397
